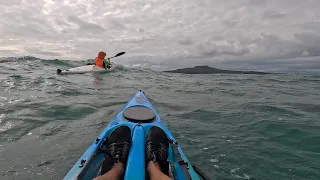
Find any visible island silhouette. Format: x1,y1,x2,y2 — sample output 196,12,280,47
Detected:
164,65,270,75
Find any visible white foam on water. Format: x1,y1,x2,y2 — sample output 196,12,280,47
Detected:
0,121,14,132
230,168,240,173
210,159,219,163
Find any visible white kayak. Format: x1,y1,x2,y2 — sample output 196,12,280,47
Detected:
57,65,115,75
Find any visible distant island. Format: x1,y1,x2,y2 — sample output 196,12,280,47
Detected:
164,65,271,75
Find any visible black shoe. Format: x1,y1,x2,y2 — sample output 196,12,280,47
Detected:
145,126,169,175
100,126,131,174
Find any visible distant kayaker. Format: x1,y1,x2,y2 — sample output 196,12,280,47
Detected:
95,51,111,69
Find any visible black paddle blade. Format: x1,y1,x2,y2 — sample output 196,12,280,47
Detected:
114,52,125,57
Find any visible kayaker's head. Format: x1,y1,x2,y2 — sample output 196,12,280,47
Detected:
98,51,107,59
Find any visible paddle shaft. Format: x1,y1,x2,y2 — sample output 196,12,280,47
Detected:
108,52,125,59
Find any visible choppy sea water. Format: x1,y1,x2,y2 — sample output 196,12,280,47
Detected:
0,57,320,180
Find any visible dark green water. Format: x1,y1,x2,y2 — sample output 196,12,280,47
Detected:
0,57,320,180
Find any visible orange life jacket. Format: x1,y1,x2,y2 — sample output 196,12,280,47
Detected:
95,57,104,68
95,51,107,68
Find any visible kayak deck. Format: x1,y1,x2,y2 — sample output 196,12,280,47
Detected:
57,65,114,75
64,91,205,180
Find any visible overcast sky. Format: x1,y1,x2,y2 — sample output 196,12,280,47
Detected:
0,0,319,72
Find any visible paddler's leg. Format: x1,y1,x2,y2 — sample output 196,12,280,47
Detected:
146,126,172,180
147,161,172,180
93,162,124,180
95,126,132,179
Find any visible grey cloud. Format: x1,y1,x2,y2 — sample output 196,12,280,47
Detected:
294,33,320,56
25,48,62,56
248,0,267,6
67,16,105,33
221,47,250,56
178,38,194,46
196,42,250,57
294,33,320,45
208,35,226,42
108,19,127,30
262,11,286,19
199,48,217,57
0,0,22,6
223,19,239,28
0,50,13,54
301,22,320,30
